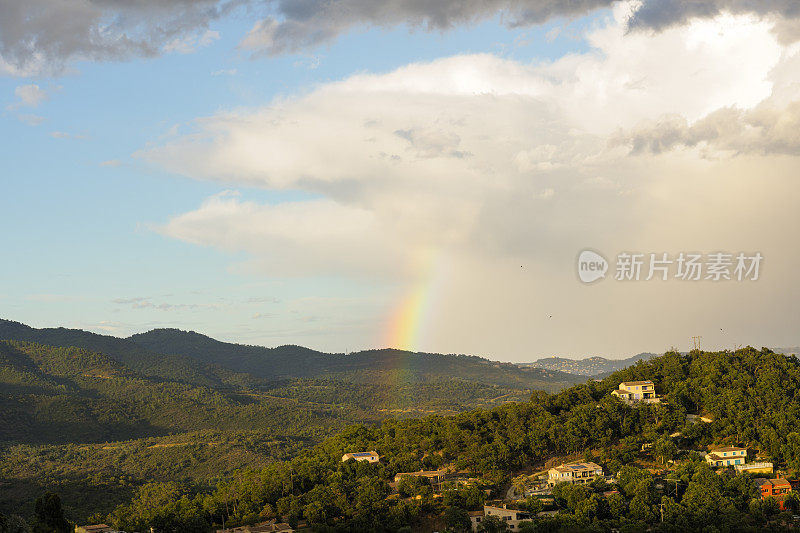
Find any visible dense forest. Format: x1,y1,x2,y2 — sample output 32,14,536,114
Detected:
46,346,800,532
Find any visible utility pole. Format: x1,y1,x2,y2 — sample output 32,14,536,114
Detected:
691,336,702,351
665,478,680,497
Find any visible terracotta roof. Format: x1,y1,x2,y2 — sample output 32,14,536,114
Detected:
757,478,791,489
710,446,746,453
620,380,654,386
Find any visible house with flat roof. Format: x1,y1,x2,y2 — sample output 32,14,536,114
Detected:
341,451,380,463
547,462,603,486
469,505,531,532
705,446,747,467
611,381,660,404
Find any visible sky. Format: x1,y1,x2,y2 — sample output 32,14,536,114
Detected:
1,0,799,362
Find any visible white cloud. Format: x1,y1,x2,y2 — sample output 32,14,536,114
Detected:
15,84,46,106
142,9,800,357
8,84,47,110
158,194,410,278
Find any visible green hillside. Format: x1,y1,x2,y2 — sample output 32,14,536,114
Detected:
89,347,800,532
0,319,582,392
0,340,364,445
0,336,556,522
129,328,580,389
0,319,256,388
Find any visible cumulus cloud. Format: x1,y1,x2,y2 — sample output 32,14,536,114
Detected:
157,194,409,278
615,101,800,156
141,7,785,193
139,8,800,357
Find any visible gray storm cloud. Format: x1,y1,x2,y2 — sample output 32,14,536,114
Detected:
0,0,239,74
4,0,800,74
629,0,800,34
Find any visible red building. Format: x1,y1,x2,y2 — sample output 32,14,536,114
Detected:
756,478,792,510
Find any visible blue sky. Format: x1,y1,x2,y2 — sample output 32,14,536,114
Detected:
0,9,597,347
2,1,799,360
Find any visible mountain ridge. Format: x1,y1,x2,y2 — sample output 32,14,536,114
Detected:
518,352,660,376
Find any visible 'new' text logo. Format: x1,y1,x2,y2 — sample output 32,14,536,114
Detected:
578,250,608,283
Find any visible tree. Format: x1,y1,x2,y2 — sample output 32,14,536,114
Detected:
397,475,431,498
652,437,677,464
444,506,471,532
31,492,70,533
478,514,509,533
607,493,627,519
628,495,654,522
784,491,800,513
525,496,543,514
0,514,31,533
761,496,780,518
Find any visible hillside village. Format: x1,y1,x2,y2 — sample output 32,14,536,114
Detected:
71,369,800,533
11,346,800,533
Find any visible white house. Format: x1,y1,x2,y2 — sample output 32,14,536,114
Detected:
611,381,660,404
341,451,380,463
547,462,603,486
705,446,747,467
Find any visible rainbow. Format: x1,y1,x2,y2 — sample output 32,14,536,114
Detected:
384,251,447,352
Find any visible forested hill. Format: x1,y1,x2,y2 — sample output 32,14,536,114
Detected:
94,346,800,532
0,319,253,388
0,320,583,522
128,328,582,388
0,319,583,391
